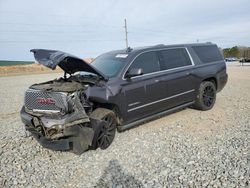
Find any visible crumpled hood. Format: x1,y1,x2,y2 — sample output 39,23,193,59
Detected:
30,49,108,80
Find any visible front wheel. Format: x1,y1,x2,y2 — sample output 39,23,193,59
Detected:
90,108,117,149
193,81,216,111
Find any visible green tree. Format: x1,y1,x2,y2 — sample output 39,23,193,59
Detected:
230,46,240,57
223,46,240,58
223,48,230,58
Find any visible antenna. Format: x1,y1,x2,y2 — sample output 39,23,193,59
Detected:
124,19,129,49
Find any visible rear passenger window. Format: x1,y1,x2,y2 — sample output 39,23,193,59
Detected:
192,45,223,63
160,48,192,70
129,51,160,74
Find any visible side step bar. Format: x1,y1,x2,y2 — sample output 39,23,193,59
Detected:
117,101,195,132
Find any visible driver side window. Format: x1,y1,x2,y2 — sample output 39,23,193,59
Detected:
129,51,160,74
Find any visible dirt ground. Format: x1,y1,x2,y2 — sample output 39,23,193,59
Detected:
0,62,249,187
0,64,62,77
0,58,93,77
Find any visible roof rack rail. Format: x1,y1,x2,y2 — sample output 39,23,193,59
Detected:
155,44,165,47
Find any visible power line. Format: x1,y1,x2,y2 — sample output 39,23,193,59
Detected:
0,39,123,43
0,22,87,27
0,21,248,46
0,30,121,35
1,21,248,39
0,22,122,29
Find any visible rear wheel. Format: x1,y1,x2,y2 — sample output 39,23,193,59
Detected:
90,108,117,149
193,81,216,111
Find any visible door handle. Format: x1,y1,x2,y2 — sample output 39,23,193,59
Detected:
154,79,160,83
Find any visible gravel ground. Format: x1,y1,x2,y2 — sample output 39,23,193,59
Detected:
0,63,249,187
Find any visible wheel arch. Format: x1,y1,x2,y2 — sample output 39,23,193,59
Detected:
202,77,218,90
92,102,123,125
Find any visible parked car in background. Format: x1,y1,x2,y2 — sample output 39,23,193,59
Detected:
20,42,228,154
225,57,238,62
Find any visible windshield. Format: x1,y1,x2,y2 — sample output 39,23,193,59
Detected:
91,52,128,77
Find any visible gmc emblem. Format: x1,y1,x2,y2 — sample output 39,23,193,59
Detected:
36,97,56,105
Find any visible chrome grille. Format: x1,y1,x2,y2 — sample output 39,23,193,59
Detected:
24,89,68,112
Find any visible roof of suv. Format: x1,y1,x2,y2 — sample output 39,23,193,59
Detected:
106,42,215,56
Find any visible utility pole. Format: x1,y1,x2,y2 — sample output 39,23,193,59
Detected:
124,19,128,49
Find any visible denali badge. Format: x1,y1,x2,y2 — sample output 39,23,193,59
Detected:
36,97,56,105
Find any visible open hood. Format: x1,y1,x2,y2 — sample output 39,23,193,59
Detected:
30,49,108,80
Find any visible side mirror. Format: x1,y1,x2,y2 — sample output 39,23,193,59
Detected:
125,68,143,78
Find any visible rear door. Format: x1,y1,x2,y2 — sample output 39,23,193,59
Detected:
158,48,197,109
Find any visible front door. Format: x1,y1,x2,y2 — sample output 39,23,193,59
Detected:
121,51,165,123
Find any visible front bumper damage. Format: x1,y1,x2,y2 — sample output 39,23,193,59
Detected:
20,107,104,154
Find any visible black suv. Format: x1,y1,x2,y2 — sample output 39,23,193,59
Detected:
20,43,228,154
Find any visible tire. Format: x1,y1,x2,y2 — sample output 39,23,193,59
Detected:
193,81,216,111
90,108,117,149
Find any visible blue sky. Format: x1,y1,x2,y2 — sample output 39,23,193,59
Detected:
0,0,249,60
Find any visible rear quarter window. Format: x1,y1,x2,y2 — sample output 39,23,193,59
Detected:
192,45,223,63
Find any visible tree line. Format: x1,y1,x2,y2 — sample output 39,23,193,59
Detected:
222,46,250,58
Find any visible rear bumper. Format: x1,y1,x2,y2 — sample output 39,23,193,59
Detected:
20,107,103,154
217,73,228,92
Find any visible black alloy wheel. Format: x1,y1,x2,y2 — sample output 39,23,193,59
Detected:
97,113,116,149
90,108,117,150
193,81,217,111
202,85,216,108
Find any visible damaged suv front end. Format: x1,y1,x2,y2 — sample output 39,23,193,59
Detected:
20,49,109,154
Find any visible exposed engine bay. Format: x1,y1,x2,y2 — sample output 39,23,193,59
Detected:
21,74,105,154
20,49,117,154
30,74,99,92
